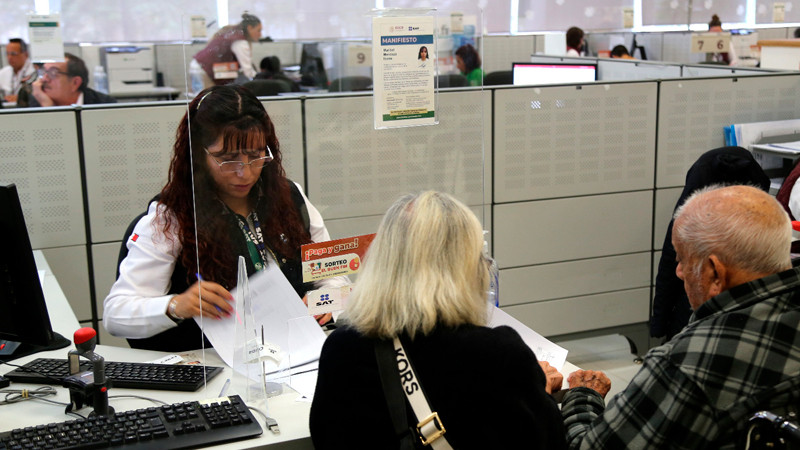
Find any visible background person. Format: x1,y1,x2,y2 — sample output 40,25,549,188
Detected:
104,85,344,351
191,12,262,88
562,185,800,449
707,14,739,66
28,53,116,107
253,55,300,91
0,38,35,103
566,26,585,56
455,44,483,86
609,44,634,59
310,191,569,449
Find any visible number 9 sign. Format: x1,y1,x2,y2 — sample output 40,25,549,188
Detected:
349,45,372,67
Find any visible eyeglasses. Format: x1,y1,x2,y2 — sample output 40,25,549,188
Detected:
205,146,274,173
38,68,70,79
7,51,23,57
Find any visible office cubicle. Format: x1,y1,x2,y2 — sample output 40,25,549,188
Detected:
3,62,800,351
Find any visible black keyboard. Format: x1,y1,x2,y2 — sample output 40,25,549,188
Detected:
4,358,223,392
0,395,262,449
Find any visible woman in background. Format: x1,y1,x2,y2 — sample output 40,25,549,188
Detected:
105,85,341,351
455,44,483,86
566,26,585,56
707,14,739,66
310,191,568,449
191,12,262,88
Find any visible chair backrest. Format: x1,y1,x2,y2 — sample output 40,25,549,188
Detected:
242,79,292,97
328,76,373,92
436,73,467,88
484,70,513,86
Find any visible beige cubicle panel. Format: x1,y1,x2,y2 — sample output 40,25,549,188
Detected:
480,35,535,74
493,190,652,268
304,90,492,220
0,109,89,320
501,288,650,337
493,81,657,203
81,104,185,243
656,73,800,188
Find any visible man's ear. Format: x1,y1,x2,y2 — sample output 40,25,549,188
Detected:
707,254,727,297
70,76,83,92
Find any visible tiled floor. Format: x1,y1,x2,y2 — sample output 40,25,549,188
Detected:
554,333,645,401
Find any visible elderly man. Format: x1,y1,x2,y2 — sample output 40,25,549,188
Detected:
0,38,36,103
561,185,800,449
29,53,115,107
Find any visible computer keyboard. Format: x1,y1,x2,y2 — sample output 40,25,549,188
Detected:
0,395,262,449
4,358,223,391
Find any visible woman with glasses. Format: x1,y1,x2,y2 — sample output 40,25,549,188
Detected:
104,85,343,351
310,191,568,449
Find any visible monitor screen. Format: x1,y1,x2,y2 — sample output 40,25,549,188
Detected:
512,62,598,86
0,183,69,361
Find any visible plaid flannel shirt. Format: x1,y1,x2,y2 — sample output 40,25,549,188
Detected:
562,265,800,449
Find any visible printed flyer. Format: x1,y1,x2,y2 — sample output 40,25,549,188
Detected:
372,15,436,128
301,233,376,283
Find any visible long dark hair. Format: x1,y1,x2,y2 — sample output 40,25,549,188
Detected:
159,85,310,288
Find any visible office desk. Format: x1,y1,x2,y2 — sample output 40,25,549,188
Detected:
6,252,313,449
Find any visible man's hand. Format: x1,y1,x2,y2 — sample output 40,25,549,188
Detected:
31,78,54,107
567,369,612,398
539,361,564,395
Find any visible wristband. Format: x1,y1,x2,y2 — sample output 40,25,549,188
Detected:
167,297,184,321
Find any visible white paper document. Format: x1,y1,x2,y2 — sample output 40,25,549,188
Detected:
196,263,327,376
487,305,568,371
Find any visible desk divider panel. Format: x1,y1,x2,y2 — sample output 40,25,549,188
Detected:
653,187,682,250
82,104,187,243
597,59,682,81
493,190,652,268
0,110,85,249
493,81,657,203
481,35,535,73
304,91,492,221
261,99,305,187
656,73,800,188
500,253,651,307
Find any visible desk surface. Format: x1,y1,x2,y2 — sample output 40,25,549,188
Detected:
8,252,313,449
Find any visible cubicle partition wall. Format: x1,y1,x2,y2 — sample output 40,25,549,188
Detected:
0,109,92,327
492,81,658,352
304,90,492,242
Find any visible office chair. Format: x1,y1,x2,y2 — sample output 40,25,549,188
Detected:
743,411,800,449
483,70,513,86
436,73,468,88
328,76,372,92
242,79,292,97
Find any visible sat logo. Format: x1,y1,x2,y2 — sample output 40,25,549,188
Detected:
349,256,360,271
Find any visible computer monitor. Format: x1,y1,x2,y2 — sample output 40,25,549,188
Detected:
0,183,69,361
512,62,598,86
299,43,328,88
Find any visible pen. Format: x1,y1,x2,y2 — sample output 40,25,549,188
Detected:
197,272,224,315
218,378,231,398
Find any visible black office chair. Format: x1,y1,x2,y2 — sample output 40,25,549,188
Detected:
484,70,513,86
436,74,467,88
743,411,800,449
242,79,292,97
328,76,372,92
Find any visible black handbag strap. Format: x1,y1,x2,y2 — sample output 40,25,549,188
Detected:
375,338,416,450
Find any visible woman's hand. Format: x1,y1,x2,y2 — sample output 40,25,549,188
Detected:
301,295,333,326
170,280,234,320
538,361,564,395
567,369,612,398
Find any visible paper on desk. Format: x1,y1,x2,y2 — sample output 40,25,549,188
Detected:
487,305,568,371
196,262,327,376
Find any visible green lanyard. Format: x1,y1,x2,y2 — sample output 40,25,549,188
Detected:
234,211,272,271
